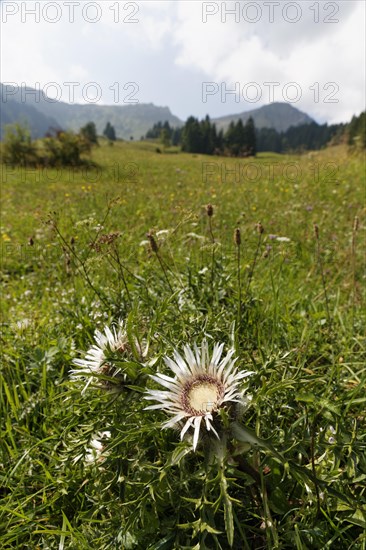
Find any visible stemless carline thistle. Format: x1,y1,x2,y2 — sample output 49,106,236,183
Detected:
144,342,253,450
71,320,129,393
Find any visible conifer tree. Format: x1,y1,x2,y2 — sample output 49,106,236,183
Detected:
103,122,116,141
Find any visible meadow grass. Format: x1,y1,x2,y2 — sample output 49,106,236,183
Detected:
1,141,365,549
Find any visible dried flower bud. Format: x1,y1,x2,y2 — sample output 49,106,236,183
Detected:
90,232,120,252
314,223,319,239
256,222,264,234
206,204,214,217
98,232,120,245
147,231,158,253
353,216,359,232
234,228,241,246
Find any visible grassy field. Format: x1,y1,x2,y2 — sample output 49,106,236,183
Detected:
1,141,365,549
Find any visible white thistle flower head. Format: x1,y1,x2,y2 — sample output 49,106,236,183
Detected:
144,342,253,451
84,430,111,466
71,320,129,393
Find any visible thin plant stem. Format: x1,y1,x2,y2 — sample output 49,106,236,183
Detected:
156,251,174,295
233,509,251,550
314,224,332,332
314,224,337,387
351,216,359,326
207,212,215,294
110,244,132,304
208,215,215,244
51,219,110,309
83,200,113,263
246,223,263,296
147,231,181,313
237,244,241,323
234,228,242,326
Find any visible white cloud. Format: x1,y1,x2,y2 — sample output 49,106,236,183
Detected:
173,0,365,122
0,0,364,122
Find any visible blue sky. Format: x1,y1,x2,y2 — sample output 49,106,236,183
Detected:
1,1,365,123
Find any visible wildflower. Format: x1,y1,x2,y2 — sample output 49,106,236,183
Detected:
71,320,129,393
144,342,253,451
206,204,214,217
234,228,241,246
267,235,291,242
256,222,264,234
15,318,31,332
92,232,120,252
84,431,111,466
156,229,170,237
147,231,159,253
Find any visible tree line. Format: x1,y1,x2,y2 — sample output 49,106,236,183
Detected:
147,116,256,156
256,122,345,153
3,110,364,168
348,111,366,148
146,111,366,154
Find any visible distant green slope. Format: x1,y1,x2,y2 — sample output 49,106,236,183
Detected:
213,102,314,133
0,84,183,140
0,99,60,139
1,84,314,141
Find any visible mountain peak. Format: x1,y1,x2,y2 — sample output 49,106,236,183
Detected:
1,83,314,139
213,102,314,133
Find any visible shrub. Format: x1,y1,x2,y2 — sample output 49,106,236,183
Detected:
43,130,92,167
2,124,38,167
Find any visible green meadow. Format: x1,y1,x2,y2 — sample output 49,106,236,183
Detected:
1,140,365,549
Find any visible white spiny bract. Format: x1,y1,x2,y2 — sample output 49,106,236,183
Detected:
144,342,253,451
71,320,128,393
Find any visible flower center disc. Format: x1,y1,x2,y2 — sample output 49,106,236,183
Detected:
187,381,220,414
